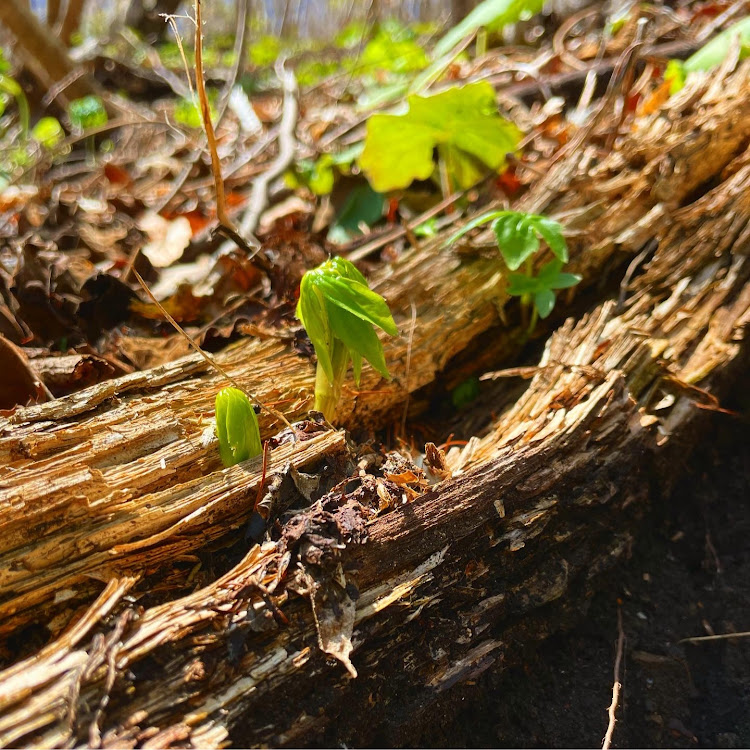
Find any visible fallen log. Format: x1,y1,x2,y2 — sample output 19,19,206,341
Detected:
0,134,747,746
1,63,748,644
0,61,749,748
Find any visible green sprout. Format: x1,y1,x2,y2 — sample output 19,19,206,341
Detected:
506,259,582,332
68,95,108,163
296,257,398,421
446,209,580,332
215,387,262,468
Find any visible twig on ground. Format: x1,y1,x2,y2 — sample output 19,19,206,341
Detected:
679,631,750,645
399,301,418,437
238,59,299,239
195,0,246,238
602,606,625,750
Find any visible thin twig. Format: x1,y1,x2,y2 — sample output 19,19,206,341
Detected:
238,59,299,239
131,268,293,431
602,607,625,750
195,0,234,232
679,631,750,645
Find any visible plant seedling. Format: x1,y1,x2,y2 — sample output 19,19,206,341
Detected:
446,209,568,270
296,257,398,421
506,259,581,332
215,386,262,467
446,209,580,331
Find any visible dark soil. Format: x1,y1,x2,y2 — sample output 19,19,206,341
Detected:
413,409,750,749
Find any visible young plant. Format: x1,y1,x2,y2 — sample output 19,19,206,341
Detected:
215,386,262,467
296,257,398,421
506,259,581,332
446,209,581,331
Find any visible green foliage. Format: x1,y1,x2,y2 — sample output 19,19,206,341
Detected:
447,210,567,270
296,257,397,420
0,57,29,137
215,387,262,468
288,144,363,196
666,16,750,94
506,259,581,320
68,96,108,131
447,209,579,329
414,217,438,238
433,0,545,58
328,183,385,244
173,93,217,130
31,117,64,149
452,377,480,409
249,36,282,67
359,31,428,75
359,82,521,193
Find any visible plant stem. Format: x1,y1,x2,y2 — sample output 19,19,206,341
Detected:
314,339,348,421
527,304,538,335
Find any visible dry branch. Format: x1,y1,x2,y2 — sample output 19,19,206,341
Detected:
0,61,749,749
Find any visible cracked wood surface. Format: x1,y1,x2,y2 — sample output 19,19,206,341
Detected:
1,64,748,638
0,63,748,749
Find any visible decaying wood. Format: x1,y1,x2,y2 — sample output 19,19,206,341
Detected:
0,62,748,748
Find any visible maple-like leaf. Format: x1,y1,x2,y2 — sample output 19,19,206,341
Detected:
359,82,521,192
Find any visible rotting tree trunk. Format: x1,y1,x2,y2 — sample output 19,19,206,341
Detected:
0,0,99,103
1,63,748,641
0,64,749,747
0,150,747,745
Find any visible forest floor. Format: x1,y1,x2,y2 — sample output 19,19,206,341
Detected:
402,404,750,749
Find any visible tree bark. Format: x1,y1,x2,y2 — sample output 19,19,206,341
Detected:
0,0,98,103
0,62,748,749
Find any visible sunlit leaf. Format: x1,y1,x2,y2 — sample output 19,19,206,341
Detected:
359,82,521,192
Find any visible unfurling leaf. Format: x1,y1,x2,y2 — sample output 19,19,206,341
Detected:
215,387,262,467
296,257,397,420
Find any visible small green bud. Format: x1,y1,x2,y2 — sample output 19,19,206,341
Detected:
215,387,262,467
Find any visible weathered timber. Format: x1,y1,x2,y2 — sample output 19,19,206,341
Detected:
1,64,748,645
0,111,748,746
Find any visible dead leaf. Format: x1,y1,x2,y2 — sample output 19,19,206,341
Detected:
138,212,193,268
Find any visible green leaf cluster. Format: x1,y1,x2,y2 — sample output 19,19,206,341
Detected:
68,96,108,131
215,387,262,468
359,82,521,193
432,0,545,58
448,210,567,270
297,257,397,385
287,143,363,196
447,209,580,325
506,259,581,319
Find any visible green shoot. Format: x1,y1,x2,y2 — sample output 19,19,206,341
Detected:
446,209,568,270
296,257,398,421
215,387,262,467
446,209,580,331
507,259,581,332
68,95,108,164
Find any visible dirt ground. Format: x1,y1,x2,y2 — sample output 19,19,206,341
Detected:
410,404,750,748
